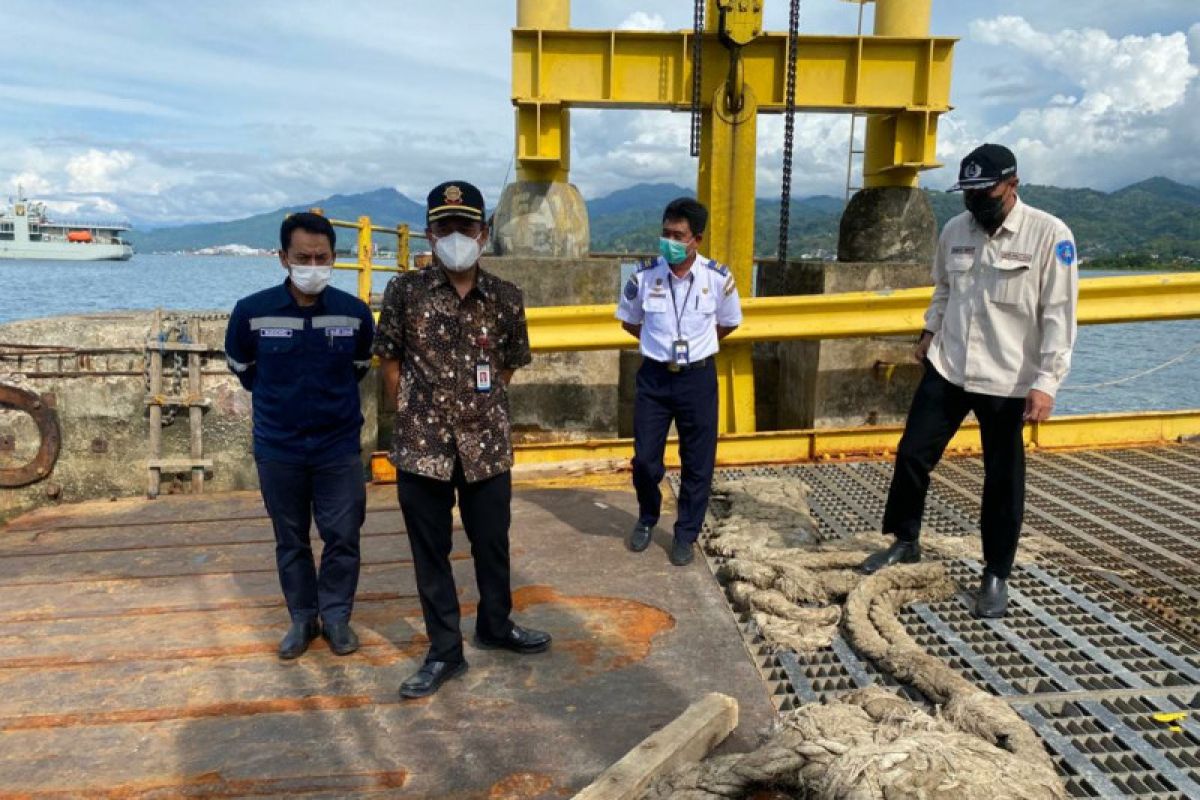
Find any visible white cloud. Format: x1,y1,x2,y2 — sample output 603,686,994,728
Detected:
9,171,52,196
949,16,1200,188
619,12,668,31
65,150,137,193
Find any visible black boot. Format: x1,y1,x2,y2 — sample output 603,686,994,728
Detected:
398,660,469,699
627,522,654,552
669,538,694,566
322,620,360,655
974,572,1009,618
278,619,320,660
859,539,921,575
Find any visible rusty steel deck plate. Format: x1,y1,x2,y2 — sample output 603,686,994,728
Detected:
0,482,776,798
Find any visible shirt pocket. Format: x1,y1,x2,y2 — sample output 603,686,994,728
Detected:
946,253,975,288
324,331,356,355
643,296,669,314
987,263,1032,306
258,334,297,356
696,294,717,315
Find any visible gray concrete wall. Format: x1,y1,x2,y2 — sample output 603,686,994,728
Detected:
0,311,378,524
756,261,932,430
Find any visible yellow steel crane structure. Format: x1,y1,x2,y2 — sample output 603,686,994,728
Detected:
511,0,954,433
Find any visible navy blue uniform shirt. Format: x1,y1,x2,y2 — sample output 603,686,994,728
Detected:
225,280,375,465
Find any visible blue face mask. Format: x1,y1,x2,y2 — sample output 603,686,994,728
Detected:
659,237,689,265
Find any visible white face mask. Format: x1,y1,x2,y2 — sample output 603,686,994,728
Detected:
434,232,482,272
289,265,332,295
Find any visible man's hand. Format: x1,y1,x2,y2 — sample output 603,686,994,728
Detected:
380,358,400,412
1023,389,1054,422
914,331,934,363
621,321,642,340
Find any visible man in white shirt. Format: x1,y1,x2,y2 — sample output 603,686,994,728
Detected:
859,144,1079,618
616,198,743,566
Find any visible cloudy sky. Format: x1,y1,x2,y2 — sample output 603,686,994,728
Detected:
2,1,1197,227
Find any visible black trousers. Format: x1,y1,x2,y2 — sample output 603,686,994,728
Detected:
883,362,1026,579
631,358,719,544
396,460,513,663
256,454,365,624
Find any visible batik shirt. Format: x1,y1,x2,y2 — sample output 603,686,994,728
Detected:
372,267,532,482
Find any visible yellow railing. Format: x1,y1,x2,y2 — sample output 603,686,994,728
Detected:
523,272,1200,351
321,215,428,300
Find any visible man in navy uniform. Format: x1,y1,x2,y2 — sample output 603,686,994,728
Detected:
616,197,743,566
859,144,1078,618
225,212,375,658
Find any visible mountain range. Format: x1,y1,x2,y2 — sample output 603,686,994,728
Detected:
131,178,1200,268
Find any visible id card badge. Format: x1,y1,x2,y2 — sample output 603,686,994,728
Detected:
475,361,492,393
671,339,690,371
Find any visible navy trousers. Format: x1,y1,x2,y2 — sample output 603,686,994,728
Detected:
396,459,514,664
631,358,719,544
256,454,366,624
882,361,1026,579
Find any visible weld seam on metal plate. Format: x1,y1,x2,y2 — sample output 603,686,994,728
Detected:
910,602,1126,798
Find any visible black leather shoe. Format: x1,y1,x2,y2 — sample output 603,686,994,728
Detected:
278,619,320,660
474,623,552,654
322,620,360,656
398,659,468,699
859,539,921,575
974,572,1009,618
628,522,654,552
669,538,694,566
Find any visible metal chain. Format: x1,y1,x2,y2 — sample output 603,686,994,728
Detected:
778,0,802,263
690,0,705,157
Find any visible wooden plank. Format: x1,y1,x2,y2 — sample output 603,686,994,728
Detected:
574,692,738,800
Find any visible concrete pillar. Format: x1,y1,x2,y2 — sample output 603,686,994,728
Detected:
497,0,590,257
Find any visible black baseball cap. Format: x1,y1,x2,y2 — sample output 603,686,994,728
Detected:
427,180,485,223
948,144,1017,192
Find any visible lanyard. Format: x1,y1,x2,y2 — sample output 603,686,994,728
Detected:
667,272,695,341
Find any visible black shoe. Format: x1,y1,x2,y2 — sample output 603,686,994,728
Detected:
474,623,552,654
628,522,654,552
322,620,360,656
278,619,320,660
669,538,694,566
398,659,468,699
859,539,921,575
974,572,1009,618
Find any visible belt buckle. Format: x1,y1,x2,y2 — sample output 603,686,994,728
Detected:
668,362,682,373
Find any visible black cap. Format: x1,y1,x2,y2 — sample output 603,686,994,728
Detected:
948,144,1017,192
427,181,485,223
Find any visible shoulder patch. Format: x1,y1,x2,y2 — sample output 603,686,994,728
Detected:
705,259,730,276
1055,240,1076,267
636,258,656,272
622,276,638,301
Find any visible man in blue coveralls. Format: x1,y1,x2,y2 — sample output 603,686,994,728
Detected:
616,198,743,566
225,212,375,659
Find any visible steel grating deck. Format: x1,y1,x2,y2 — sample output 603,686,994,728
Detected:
688,442,1200,800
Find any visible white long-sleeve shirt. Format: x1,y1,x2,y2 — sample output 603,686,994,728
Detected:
924,198,1079,398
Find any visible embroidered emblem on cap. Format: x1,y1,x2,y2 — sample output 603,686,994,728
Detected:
444,185,464,204
964,162,983,179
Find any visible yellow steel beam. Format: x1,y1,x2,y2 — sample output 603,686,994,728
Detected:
523,273,1200,352
512,29,953,174
863,0,936,188
370,409,1200,481
512,30,954,112
698,82,759,433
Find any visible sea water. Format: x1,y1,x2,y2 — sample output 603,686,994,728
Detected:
0,254,1195,417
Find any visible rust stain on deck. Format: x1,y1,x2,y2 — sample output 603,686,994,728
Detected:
0,769,410,799
0,694,386,732
512,585,675,673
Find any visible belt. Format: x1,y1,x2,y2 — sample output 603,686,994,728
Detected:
645,355,713,373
